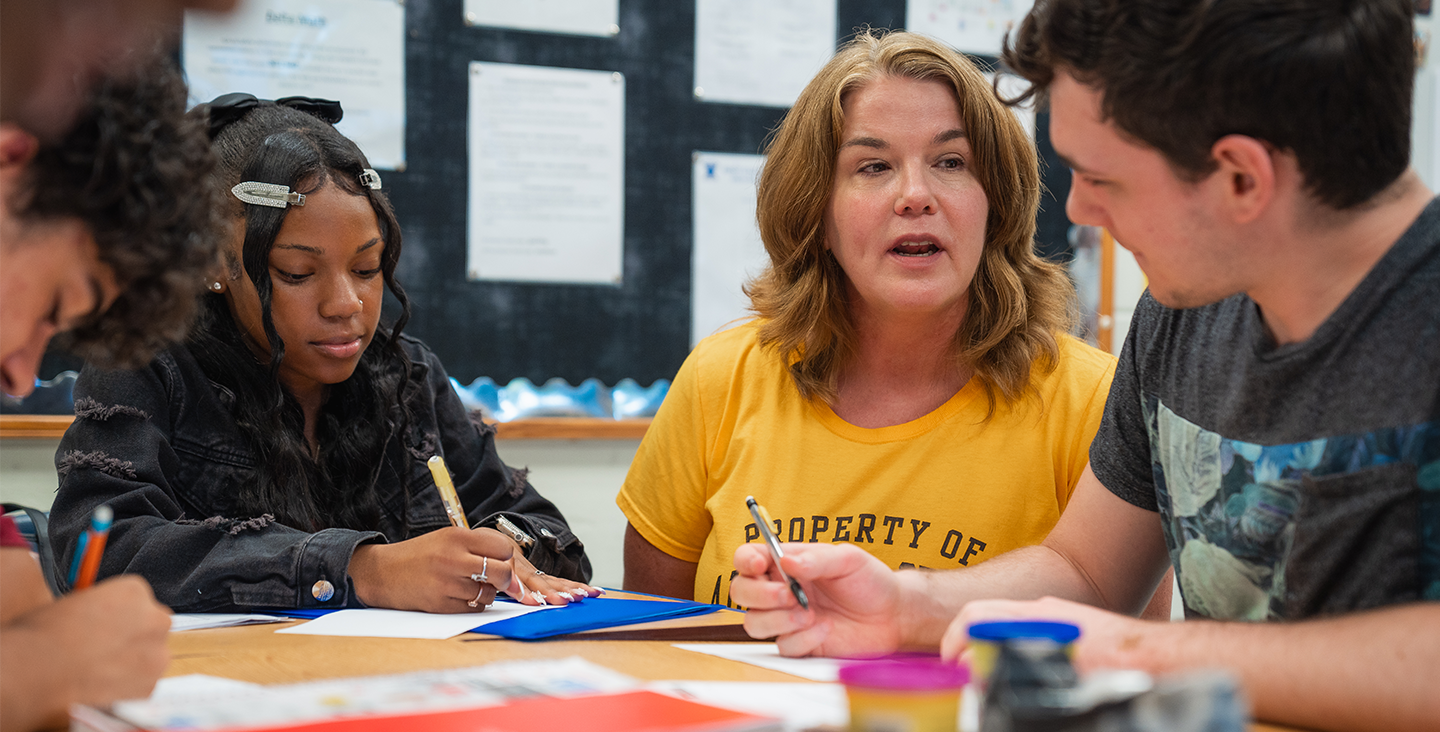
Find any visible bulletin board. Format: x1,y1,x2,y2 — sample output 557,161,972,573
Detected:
375,0,1076,386
11,0,1074,388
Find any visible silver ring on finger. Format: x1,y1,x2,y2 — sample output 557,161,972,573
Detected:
470,556,488,583
467,584,485,608
534,569,546,577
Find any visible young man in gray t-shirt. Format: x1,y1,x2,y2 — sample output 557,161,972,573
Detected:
729,2,1440,730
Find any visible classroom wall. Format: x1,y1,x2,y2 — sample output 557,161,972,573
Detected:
4,434,1182,615
1415,13,1438,192
0,437,638,589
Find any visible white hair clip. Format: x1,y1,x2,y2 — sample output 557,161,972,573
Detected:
231,181,305,208
359,168,382,190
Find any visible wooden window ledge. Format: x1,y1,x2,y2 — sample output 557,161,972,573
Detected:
0,414,650,441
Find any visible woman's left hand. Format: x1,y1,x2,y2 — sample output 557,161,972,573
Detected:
483,528,602,606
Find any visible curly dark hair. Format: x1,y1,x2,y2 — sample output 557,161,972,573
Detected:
187,101,415,533
1002,0,1414,210
16,49,225,367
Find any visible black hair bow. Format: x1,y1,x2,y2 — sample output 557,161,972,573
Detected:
205,93,344,139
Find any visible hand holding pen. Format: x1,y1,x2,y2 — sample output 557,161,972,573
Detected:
729,539,914,658
745,496,809,609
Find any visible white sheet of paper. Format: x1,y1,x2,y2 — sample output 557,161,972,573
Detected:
693,0,836,108
276,603,555,640
467,62,625,285
170,613,288,632
147,674,264,701
183,0,407,170
906,0,1036,57
672,643,841,682
691,152,767,346
463,0,619,37
649,681,847,732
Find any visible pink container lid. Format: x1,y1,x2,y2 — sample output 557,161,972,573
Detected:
839,658,970,691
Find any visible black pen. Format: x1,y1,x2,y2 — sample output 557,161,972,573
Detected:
745,496,809,609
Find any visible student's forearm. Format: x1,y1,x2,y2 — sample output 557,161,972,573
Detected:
1126,604,1440,732
0,549,53,625
0,627,69,732
895,545,1106,648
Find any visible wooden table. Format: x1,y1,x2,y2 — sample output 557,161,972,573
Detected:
166,604,777,685
163,600,1304,732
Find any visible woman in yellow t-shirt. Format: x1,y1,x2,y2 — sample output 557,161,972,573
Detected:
618,30,1138,610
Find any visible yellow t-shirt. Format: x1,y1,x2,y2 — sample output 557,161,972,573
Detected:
616,322,1116,606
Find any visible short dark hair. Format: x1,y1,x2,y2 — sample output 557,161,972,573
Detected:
1003,0,1415,209
18,50,225,366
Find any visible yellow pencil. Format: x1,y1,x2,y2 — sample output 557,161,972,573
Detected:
427,455,468,529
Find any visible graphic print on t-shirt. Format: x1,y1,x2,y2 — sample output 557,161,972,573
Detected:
1145,395,1440,620
704,514,994,608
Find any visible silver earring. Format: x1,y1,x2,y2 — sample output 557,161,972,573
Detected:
210,282,223,292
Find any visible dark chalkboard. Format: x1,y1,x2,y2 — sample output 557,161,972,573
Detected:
38,0,1076,387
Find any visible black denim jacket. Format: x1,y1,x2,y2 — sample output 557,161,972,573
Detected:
49,336,591,612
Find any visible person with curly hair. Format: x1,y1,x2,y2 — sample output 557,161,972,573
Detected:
48,97,596,619
2,55,227,392
0,52,225,732
1,0,238,136
617,31,1158,614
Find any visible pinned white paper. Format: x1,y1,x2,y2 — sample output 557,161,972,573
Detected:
986,72,1036,140
907,0,1036,57
467,62,626,285
691,152,768,346
463,0,620,38
183,0,407,170
693,0,836,108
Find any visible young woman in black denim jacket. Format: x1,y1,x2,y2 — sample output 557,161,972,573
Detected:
48,99,596,614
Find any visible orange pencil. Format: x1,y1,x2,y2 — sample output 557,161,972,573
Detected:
71,504,113,590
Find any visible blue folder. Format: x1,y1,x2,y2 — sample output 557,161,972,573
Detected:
475,597,726,640
272,593,727,640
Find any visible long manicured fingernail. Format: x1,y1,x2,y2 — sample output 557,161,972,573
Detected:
532,591,546,604
558,591,574,601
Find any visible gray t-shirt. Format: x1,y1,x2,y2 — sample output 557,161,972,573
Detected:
1091,197,1440,621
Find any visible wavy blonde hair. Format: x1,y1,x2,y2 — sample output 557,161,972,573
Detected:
747,29,1075,415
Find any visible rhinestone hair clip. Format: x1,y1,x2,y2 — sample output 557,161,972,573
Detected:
359,169,382,190
231,181,305,208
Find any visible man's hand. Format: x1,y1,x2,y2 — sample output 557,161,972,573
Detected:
942,596,1163,671
730,542,920,657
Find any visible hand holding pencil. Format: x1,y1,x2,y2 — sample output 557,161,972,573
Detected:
346,455,599,613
